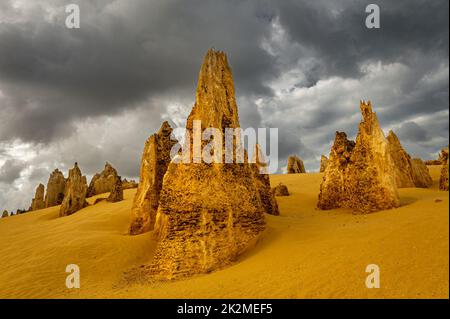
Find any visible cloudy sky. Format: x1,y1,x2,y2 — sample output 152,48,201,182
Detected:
0,0,448,211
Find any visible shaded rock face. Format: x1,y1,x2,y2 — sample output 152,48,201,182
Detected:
387,131,415,188
251,144,279,216
150,49,266,279
317,132,355,210
1,210,8,218
30,184,46,211
318,102,400,213
59,163,88,217
439,148,449,191
122,179,138,190
411,159,433,188
273,183,289,196
87,163,119,197
287,155,306,174
107,176,124,203
129,121,178,235
319,155,329,173
44,169,66,208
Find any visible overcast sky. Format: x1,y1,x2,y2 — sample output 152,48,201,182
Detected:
0,0,448,211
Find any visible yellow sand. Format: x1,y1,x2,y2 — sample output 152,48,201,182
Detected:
0,166,448,299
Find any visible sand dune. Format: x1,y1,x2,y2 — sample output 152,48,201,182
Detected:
0,166,447,299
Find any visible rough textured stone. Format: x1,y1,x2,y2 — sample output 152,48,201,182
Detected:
317,132,355,210
122,179,138,190
318,101,400,213
59,163,88,217
439,148,449,191
272,183,289,196
44,169,66,208
107,176,124,203
287,155,306,174
319,155,329,173
129,121,177,235
149,49,266,279
30,184,46,211
410,158,433,188
252,144,279,216
87,163,119,197
387,131,415,188
1,210,8,218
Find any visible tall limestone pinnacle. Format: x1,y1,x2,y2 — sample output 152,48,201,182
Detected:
30,184,45,211
45,169,66,208
59,163,88,217
387,130,415,188
318,101,400,213
149,49,267,279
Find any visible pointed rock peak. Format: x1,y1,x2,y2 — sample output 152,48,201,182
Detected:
158,121,173,135
189,48,239,130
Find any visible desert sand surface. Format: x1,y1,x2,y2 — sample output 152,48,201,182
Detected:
0,166,448,299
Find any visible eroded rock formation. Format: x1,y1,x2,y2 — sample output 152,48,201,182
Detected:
59,163,88,217
30,184,45,211
252,144,279,216
317,132,355,210
319,155,329,173
387,131,415,188
107,176,124,203
122,179,138,190
87,163,119,197
411,158,433,188
128,121,177,235
287,155,306,174
439,148,449,191
44,169,66,208
273,183,289,196
1,210,8,218
149,49,266,279
318,101,400,213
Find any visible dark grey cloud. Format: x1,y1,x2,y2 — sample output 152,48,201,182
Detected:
0,0,448,210
0,159,25,184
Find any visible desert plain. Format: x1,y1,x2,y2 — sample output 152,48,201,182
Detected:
0,165,447,299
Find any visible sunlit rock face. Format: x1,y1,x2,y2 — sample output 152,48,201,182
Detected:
87,163,119,197
411,158,433,188
318,101,400,213
387,131,415,188
128,121,177,235
44,169,66,208
287,155,306,174
107,176,124,203
30,184,45,211
317,131,355,210
59,163,88,217
439,148,449,191
150,49,266,279
319,155,329,173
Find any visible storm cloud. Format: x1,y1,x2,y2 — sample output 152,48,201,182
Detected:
0,0,448,210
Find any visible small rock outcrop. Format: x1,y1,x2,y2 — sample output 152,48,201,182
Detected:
122,179,138,190
149,49,266,279
252,144,279,216
287,155,306,174
439,148,449,191
59,163,88,217
30,184,46,211
1,210,8,218
87,163,119,197
44,169,66,208
387,131,415,188
319,155,329,173
272,183,289,196
411,158,433,188
318,101,400,213
128,121,178,235
107,176,124,203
